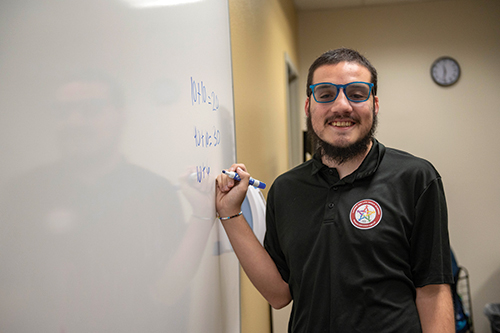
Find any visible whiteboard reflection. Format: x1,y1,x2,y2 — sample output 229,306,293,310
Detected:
0,0,238,330
0,74,215,332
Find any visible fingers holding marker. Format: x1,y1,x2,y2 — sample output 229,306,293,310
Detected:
217,163,266,194
228,164,248,176
222,167,266,189
218,164,247,191
216,172,233,192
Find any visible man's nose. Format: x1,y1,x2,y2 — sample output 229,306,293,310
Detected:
331,88,353,112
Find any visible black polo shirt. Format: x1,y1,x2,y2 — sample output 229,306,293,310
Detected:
265,139,453,333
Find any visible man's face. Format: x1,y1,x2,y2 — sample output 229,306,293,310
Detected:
305,62,379,156
55,81,123,161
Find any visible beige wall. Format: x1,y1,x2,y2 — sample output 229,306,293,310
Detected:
228,0,298,332
298,0,500,331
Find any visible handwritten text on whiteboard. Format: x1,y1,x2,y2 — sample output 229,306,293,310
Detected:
190,77,221,184
194,126,221,148
191,77,219,111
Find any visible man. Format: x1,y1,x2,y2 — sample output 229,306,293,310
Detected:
216,48,454,332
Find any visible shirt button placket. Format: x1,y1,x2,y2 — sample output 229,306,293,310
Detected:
324,185,340,223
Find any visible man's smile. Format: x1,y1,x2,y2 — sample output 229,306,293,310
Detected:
331,121,354,127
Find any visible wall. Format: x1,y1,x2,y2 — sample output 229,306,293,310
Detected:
298,0,500,331
228,0,298,332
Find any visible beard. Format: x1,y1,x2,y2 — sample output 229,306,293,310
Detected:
306,107,378,165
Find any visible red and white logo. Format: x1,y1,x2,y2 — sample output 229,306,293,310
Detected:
350,199,382,230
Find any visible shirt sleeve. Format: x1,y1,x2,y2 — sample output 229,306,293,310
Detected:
264,184,290,283
410,176,453,287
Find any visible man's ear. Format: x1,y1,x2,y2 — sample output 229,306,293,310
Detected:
305,97,310,117
374,96,379,116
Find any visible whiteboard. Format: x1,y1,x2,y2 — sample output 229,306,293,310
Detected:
0,0,239,332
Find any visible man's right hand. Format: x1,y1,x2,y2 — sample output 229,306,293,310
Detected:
215,163,250,219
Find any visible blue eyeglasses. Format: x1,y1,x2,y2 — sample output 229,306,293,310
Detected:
309,81,374,103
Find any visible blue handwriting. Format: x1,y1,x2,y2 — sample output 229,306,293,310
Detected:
196,163,211,183
191,77,219,111
194,126,221,148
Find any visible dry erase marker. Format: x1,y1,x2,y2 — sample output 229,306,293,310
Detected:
222,170,266,189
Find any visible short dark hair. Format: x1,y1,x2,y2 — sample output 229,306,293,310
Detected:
306,48,378,97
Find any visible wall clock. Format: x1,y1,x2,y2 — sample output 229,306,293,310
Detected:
431,56,461,86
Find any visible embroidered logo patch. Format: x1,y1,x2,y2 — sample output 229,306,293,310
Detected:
350,199,382,230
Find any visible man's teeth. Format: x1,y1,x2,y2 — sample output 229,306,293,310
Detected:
332,121,353,127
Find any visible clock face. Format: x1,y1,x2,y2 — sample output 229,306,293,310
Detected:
431,57,460,86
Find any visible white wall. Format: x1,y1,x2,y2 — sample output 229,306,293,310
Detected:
297,0,500,331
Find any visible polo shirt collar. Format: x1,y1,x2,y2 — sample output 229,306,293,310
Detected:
310,139,386,183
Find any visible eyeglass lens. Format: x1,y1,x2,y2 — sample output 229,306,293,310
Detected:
313,82,371,103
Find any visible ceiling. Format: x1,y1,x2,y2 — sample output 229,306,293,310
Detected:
293,0,452,10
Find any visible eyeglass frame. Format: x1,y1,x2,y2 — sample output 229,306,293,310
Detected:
309,81,375,104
